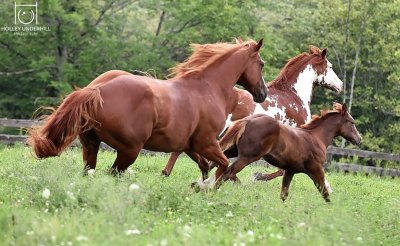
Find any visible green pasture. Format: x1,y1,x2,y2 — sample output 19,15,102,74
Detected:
0,144,399,245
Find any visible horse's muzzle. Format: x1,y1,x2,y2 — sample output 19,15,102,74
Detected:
254,85,267,103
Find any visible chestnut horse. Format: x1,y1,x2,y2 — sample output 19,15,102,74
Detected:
201,103,361,202
162,46,343,179
28,39,268,181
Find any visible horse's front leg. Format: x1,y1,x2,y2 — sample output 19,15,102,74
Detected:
185,150,210,180
280,171,294,202
194,141,230,189
161,152,182,176
308,167,331,202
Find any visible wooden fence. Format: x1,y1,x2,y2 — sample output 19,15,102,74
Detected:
1,118,399,177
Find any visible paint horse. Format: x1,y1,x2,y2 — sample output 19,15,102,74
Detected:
162,46,343,180
28,39,268,182
205,103,362,202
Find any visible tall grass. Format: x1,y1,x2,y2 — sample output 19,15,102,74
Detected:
0,144,399,245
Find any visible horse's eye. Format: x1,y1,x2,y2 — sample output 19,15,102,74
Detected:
260,62,265,68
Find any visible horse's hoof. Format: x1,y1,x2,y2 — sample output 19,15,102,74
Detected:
191,181,201,192
161,170,170,177
253,172,265,182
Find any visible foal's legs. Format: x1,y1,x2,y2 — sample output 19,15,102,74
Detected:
161,152,182,176
110,145,142,175
254,168,285,181
79,130,101,174
280,172,294,202
220,157,256,184
308,167,331,202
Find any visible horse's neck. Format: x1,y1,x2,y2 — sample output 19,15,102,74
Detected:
310,115,341,147
203,49,249,101
290,64,317,120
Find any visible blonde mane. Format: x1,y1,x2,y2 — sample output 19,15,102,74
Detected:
169,40,257,78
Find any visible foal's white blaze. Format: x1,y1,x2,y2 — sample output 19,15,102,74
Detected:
293,64,316,121
319,61,343,93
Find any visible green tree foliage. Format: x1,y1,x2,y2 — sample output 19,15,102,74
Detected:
0,0,398,153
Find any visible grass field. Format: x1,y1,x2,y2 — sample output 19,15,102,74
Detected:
0,144,399,246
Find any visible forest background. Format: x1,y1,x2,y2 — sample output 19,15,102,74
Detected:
0,0,399,154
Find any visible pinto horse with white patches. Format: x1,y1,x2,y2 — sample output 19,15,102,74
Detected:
28,39,267,181
206,103,362,202
162,46,343,180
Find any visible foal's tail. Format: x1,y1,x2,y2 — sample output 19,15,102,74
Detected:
218,119,249,152
27,87,103,158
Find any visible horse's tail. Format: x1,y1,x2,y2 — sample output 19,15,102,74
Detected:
218,119,249,152
27,87,103,158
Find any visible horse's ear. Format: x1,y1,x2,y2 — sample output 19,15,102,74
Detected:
342,103,348,114
309,45,320,54
255,39,263,51
321,48,327,59
234,37,243,44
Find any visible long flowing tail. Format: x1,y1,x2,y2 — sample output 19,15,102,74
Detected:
218,119,249,152
27,87,103,158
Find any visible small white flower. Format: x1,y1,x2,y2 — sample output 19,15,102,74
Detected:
297,222,306,228
125,229,141,235
42,188,50,199
87,169,95,176
247,230,254,236
76,235,88,241
67,191,75,200
129,184,140,191
26,231,34,235
356,237,362,241
225,211,234,217
160,239,168,246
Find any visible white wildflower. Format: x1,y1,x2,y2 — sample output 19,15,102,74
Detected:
247,230,254,236
225,211,234,217
129,183,140,191
356,237,362,241
42,188,50,199
160,239,168,246
125,229,141,235
76,235,88,241
297,222,306,228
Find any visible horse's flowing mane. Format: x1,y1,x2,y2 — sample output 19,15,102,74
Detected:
268,46,324,89
300,103,343,130
169,40,256,78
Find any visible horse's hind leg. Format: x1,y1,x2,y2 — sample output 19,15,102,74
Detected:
110,145,142,175
308,167,331,202
280,171,294,202
162,152,182,176
79,130,101,174
220,156,255,184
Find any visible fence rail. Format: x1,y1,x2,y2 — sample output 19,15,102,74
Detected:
1,118,399,177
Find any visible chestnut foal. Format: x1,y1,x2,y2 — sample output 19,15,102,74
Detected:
204,103,361,202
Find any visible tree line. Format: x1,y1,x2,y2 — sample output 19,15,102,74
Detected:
0,0,399,154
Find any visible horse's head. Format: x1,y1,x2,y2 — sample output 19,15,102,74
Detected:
237,39,268,103
334,103,362,146
309,46,343,93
